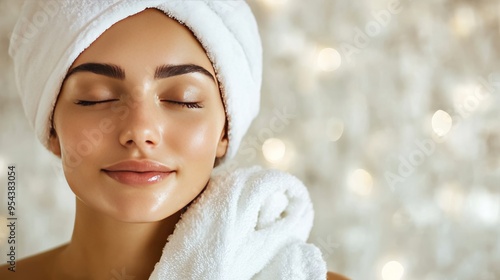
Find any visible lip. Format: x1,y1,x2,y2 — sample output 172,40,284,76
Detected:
102,160,174,186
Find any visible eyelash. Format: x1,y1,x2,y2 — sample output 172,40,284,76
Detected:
74,100,202,109
74,100,117,106
167,101,203,109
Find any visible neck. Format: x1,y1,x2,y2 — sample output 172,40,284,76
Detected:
54,198,182,280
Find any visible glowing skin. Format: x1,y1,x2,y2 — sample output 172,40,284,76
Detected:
0,9,228,280
51,9,227,223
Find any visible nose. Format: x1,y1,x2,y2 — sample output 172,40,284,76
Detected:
118,98,162,150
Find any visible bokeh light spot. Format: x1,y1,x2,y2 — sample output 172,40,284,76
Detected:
432,110,452,137
317,47,342,72
382,261,405,280
262,138,286,163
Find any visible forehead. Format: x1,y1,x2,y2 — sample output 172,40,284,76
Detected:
70,8,216,79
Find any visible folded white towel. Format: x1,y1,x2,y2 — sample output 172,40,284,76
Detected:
149,166,327,279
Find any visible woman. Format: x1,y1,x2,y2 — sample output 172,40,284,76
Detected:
2,1,346,279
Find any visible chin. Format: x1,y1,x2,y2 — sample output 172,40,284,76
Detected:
107,201,178,223
77,194,176,223
108,212,166,223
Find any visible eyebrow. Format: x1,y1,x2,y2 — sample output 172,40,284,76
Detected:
64,62,215,83
65,63,125,80
154,64,215,82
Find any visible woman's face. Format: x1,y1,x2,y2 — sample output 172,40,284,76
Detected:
49,9,228,222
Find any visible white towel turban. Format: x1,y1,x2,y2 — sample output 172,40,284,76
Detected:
9,0,262,166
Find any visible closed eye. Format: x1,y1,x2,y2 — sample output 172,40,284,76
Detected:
74,99,118,106
164,101,203,109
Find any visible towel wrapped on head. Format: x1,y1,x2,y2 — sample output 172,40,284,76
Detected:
9,0,262,166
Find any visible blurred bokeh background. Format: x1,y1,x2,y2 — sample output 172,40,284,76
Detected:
2,0,500,279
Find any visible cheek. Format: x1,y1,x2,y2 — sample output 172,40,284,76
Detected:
170,118,220,161
57,114,111,171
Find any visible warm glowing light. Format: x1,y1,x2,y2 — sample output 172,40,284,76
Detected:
347,169,373,196
317,47,342,72
262,138,286,163
451,6,476,37
326,118,344,141
382,261,405,280
431,110,452,137
258,0,288,10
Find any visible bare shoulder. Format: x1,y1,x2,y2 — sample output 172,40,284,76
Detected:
327,271,350,280
0,244,67,280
